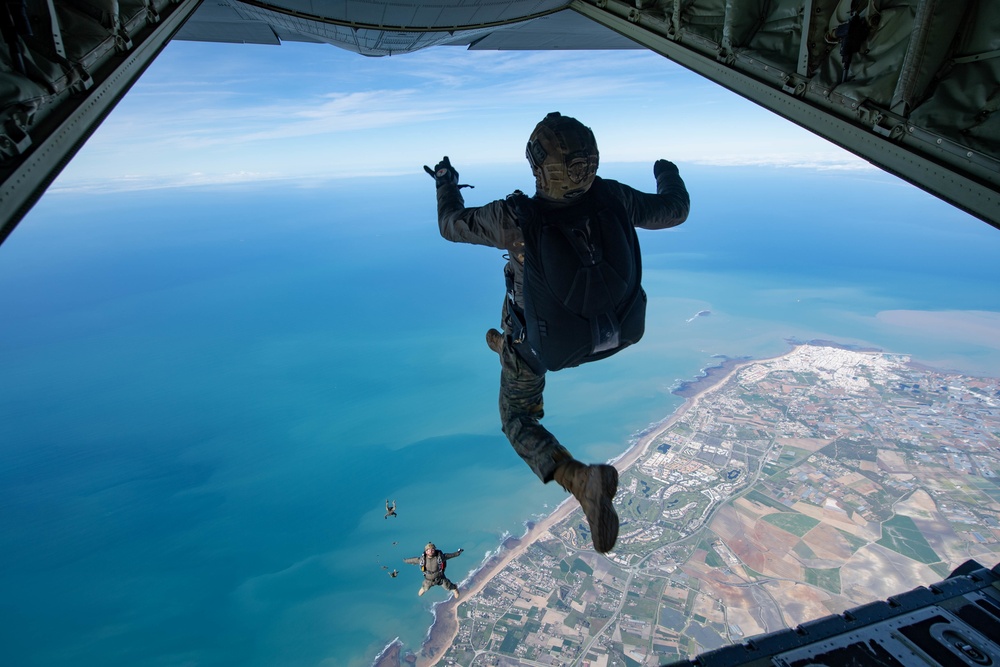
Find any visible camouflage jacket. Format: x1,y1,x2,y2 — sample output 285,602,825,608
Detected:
403,549,463,580
436,164,690,311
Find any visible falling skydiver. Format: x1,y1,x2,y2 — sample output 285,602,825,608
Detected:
426,112,690,553
403,542,463,599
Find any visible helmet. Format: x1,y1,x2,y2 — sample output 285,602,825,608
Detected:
526,112,599,201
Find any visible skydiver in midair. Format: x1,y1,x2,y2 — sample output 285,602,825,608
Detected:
403,542,464,599
426,112,689,553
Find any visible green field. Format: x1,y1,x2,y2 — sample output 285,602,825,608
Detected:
778,446,812,465
744,489,788,511
671,422,693,435
499,630,521,653
683,589,698,615
621,631,645,647
930,562,954,578
762,512,821,537
633,597,660,619
805,567,841,594
836,528,869,553
876,515,940,564
793,541,817,559
972,479,1000,502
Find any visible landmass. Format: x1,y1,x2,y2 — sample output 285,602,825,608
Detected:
373,342,1000,667
371,639,405,667
671,355,750,399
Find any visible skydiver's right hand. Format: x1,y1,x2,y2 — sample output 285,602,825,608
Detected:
423,156,459,188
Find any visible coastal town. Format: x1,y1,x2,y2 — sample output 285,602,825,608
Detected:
378,342,1000,667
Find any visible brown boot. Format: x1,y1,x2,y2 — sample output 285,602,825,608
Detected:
486,328,504,354
554,460,619,553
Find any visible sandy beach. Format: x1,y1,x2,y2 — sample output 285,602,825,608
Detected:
408,355,757,667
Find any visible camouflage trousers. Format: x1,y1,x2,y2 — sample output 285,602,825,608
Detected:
498,303,573,484
421,575,457,594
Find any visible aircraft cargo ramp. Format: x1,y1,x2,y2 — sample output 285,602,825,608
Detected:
665,559,1000,667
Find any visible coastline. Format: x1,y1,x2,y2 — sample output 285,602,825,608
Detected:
406,350,769,667
371,639,402,667
670,355,752,399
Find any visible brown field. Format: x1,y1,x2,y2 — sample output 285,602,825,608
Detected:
774,438,831,452
841,545,939,601
732,497,771,521
790,501,872,536
711,505,753,545
752,523,802,579
752,520,800,555
876,450,908,473
893,489,938,517
725,606,766,638
709,507,811,581
769,581,834,627
846,477,880,495
800,524,855,564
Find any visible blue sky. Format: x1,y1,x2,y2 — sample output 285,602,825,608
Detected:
51,40,869,194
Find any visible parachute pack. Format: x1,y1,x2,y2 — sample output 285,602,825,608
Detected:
420,550,445,574
511,179,646,372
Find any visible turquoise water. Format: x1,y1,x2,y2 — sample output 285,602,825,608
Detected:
1,165,999,666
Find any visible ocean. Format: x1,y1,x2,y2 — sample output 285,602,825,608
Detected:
1,164,999,666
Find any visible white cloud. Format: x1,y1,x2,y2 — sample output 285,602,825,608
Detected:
54,41,866,190
688,154,872,170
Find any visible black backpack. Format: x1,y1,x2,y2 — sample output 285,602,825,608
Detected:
515,179,646,372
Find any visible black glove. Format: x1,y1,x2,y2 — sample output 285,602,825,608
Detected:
653,159,678,179
423,156,459,188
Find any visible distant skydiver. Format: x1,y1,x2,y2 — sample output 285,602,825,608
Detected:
388,569,399,578
403,542,464,599
425,112,689,554
384,499,397,519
